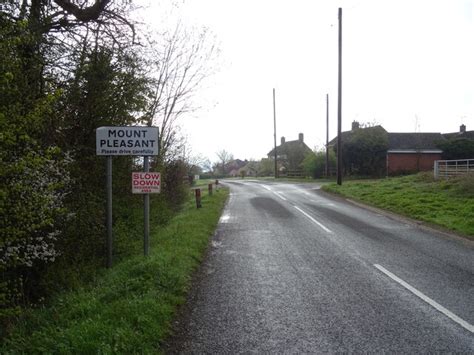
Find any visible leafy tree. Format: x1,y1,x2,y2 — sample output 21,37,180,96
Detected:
242,160,259,177
0,15,71,321
0,0,146,324
437,138,474,160
1,1,219,331
257,158,274,177
302,149,336,178
334,126,388,176
215,149,233,176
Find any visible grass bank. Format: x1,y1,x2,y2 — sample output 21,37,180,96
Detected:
2,187,229,354
322,173,474,238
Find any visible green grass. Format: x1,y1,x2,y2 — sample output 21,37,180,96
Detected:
322,173,474,238
2,188,229,354
193,178,213,187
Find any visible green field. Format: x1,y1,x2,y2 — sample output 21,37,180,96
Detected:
322,173,474,238
2,187,229,354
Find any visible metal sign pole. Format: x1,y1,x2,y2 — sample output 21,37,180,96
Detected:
96,126,159,265
143,156,150,256
106,155,113,268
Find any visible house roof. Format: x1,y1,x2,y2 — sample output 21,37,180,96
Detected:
267,139,312,157
327,125,387,147
443,130,474,140
387,132,445,151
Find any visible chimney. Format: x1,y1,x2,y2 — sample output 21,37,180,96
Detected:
460,124,466,133
352,121,360,130
298,133,304,142
281,136,285,145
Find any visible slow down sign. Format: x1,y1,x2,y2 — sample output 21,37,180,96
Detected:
132,172,161,194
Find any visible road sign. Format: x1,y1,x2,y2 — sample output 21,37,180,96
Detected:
96,126,159,156
132,172,161,194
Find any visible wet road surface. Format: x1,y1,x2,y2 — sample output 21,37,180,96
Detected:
166,180,474,353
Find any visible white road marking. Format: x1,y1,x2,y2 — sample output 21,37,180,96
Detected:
260,184,287,201
374,264,474,334
294,206,333,233
273,191,287,201
219,215,231,223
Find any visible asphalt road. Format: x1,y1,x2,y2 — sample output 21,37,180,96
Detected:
166,180,474,353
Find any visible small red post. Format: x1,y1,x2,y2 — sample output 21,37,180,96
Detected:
208,183,213,196
195,188,202,208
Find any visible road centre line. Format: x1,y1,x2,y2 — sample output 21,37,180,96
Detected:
273,191,287,201
374,264,474,334
260,184,287,201
294,206,333,233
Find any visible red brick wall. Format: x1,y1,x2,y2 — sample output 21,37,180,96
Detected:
387,153,442,175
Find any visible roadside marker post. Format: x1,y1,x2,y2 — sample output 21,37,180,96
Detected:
96,126,159,267
195,189,202,208
208,183,213,196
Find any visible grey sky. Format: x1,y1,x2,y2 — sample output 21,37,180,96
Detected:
141,0,473,162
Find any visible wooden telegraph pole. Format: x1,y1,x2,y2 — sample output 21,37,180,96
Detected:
273,88,278,179
326,93,329,177
337,7,343,185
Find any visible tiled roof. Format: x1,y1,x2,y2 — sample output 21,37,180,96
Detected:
327,125,387,146
443,130,474,140
387,132,445,150
268,139,312,157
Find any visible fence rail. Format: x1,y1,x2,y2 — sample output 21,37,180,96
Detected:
434,159,474,179
279,170,305,178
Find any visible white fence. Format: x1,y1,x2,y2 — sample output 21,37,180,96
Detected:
434,159,474,179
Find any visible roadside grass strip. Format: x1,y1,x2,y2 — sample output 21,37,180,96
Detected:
322,173,474,238
2,188,229,354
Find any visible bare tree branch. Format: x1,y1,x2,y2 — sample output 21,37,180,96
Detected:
53,0,110,22
143,23,218,163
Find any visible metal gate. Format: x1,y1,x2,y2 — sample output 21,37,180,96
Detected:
434,159,474,178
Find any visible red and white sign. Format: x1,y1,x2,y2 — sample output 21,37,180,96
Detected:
132,172,161,194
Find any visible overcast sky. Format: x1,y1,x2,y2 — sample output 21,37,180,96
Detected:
140,0,473,163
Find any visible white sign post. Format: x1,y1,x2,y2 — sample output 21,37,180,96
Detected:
96,126,159,267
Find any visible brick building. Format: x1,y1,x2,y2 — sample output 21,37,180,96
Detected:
386,133,443,175
268,133,312,174
329,122,472,176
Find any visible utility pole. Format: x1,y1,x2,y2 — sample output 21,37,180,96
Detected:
325,93,329,177
273,88,278,179
337,7,343,185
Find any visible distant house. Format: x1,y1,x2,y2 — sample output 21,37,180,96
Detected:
268,133,312,173
386,132,444,175
443,124,474,140
225,159,248,177
328,121,473,175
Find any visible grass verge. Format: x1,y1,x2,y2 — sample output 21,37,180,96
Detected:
2,187,229,354
322,173,474,238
